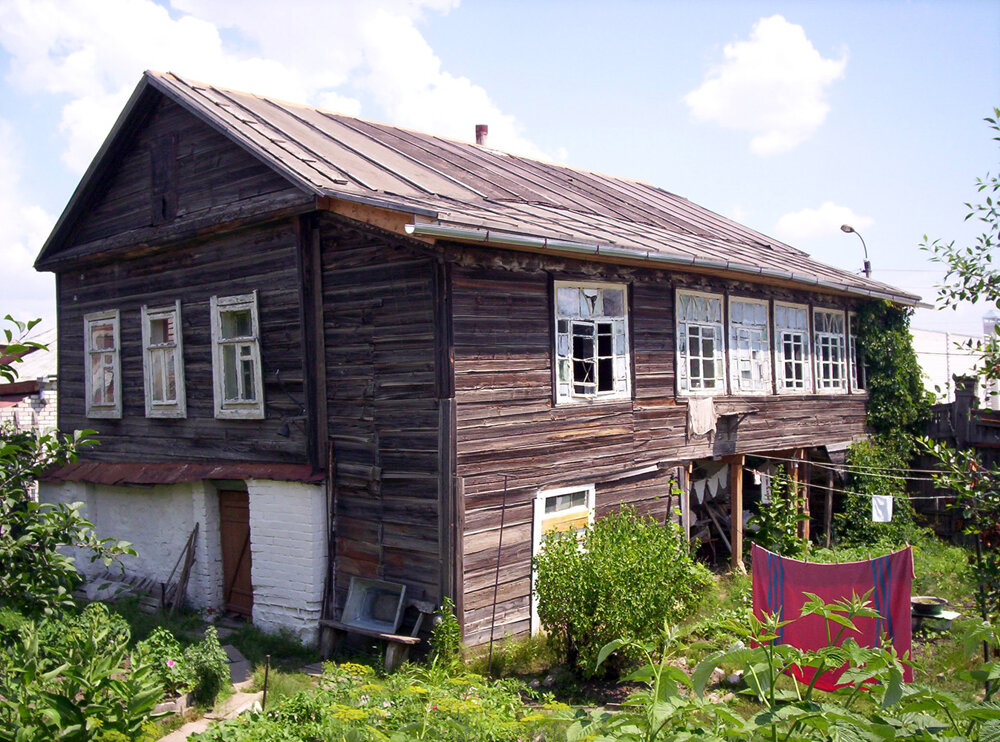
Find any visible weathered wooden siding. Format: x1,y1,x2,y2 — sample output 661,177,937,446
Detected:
70,96,299,247
57,220,309,462
319,216,445,615
449,246,867,644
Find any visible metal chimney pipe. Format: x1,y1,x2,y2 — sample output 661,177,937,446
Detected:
475,124,488,146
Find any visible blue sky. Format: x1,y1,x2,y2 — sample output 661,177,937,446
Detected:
1,0,997,334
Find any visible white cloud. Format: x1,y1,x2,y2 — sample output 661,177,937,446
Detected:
684,15,846,155
0,120,56,323
0,0,547,176
774,202,873,242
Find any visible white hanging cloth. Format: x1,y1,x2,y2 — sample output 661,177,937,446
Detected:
687,397,717,439
872,495,893,523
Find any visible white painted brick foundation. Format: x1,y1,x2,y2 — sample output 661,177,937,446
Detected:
246,479,327,645
39,480,225,612
38,476,328,645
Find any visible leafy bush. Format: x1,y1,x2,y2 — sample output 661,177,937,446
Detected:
192,661,561,742
563,598,1000,741
429,596,463,668
185,625,231,706
532,505,712,678
0,605,164,741
746,465,807,556
136,626,196,697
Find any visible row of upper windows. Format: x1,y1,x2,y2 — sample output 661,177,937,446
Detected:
83,292,264,420
554,282,866,403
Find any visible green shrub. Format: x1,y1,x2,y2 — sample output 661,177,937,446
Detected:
746,465,807,556
429,596,463,668
532,505,712,678
135,626,196,697
185,625,231,706
0,608,164,741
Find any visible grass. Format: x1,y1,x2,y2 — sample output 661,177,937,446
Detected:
250,665,317,702
465,632,562,678
226,624,320,668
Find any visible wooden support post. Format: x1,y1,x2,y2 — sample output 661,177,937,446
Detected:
791,449,802,538
824,469,834,549
683,461,693,544
801,458,811,542
727,455,745,573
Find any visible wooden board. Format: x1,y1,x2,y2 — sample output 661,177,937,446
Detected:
219,489,253,617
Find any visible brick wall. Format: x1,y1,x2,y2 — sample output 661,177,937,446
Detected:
246,479,328,644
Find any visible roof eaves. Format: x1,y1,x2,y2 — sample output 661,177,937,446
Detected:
406,222,925,307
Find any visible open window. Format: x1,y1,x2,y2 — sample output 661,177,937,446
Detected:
84,309,121,418
677,290,725,394
211,292,264,419
813,308,847,393
531,484,595,633
141,301,186,418
553,282,630,403
774,302,812,393
728,297,772,394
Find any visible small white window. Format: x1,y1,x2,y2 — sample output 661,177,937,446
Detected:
531,484,596,634
84,310,122,418
553,282,630,403
814,308,847,393
774,302,812,393
141,301,186,418
211,292,265,419
848,312,867,393
728,297,772,394
677,290,725,394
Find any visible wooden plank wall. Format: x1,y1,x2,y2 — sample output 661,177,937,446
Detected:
319,216,444,616
71,96,297,246
57,221,310,463
448,246,868,644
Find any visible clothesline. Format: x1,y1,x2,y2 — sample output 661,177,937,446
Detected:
745,467,957,502
749,451,959,478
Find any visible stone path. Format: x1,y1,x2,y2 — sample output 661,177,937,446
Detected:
156,644,261,742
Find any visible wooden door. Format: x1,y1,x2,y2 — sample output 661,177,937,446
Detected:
219,490,253,616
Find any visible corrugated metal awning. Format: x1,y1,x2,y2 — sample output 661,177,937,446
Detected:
42,461,325,486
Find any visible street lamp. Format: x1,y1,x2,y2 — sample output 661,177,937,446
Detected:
840,224,871,278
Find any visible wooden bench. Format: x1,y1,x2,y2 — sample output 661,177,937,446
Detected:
320,599,436,672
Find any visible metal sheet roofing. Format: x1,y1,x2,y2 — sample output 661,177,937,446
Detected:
91,71,921,304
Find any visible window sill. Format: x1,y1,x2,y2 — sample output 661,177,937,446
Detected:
554,394,632,408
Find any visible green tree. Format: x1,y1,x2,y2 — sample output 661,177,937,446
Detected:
918,110,1000,623
0,315,133,617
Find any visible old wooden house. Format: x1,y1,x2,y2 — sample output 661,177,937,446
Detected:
36,71,921,645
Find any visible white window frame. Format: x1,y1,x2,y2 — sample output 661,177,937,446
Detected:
531,484,596,634
813,308,848,394
774,301,813,394
141,301,186,418
210,291,265,420
728,296,772,395
553,281,630,404
847,312,867,394
676,289,726,395
84,309,122,419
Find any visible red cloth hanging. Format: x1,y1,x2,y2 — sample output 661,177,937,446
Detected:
751,543,913,691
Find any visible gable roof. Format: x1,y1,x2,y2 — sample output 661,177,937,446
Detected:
38,70,921,306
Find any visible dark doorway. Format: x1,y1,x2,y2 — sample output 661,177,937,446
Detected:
219,490,253,617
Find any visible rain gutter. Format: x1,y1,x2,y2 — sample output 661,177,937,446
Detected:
405,222,925,307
